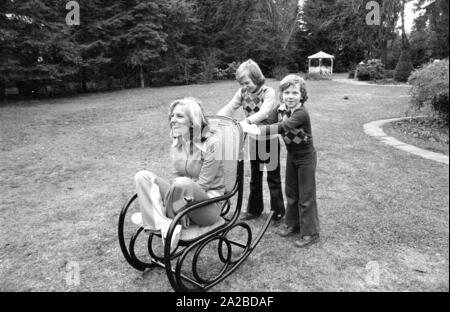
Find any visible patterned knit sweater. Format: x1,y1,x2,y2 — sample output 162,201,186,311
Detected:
260,103,315,153
217,85,276,125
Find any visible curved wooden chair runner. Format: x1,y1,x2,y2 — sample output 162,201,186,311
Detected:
118,116,273,292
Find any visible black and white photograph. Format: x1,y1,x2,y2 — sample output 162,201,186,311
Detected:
0,0,448,294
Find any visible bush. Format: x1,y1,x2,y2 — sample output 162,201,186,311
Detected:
212,68,227,80
212,61,241,81
384,70,395,79
348,70,355,79
408,59,449,124
224,61,241,80
303,73,332,81
356,59,385,81
272,65,290,80
394,50,414,82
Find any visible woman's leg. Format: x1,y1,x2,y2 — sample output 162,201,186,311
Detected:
134,170,172,231
165,177,221,227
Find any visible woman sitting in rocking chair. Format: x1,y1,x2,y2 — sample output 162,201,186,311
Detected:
133,97,225,252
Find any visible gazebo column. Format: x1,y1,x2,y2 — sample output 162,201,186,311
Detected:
308,59,311,73
319,58,322,74
331,58,334,75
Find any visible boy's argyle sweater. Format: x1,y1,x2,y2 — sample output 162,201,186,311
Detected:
260,103,314,153
241,86,270,117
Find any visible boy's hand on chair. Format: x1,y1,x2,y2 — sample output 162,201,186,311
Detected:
239,121,261,135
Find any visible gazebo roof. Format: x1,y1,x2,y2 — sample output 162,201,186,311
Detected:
308,51,334,59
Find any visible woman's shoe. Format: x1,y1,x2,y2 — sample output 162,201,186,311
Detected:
131,212,143,227
294,234,320,248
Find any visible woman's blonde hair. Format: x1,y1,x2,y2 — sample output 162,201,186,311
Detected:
235,59,265,87
279,74,308,105
168,97,210,152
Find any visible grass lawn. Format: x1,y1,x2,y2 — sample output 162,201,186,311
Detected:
0,77,448,292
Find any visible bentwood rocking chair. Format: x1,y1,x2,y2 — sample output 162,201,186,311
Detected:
118,116,273,292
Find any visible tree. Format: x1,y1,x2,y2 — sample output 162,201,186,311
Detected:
394,0,414,82
156,0,200,85
191,0,259,81
251,0,299,74
0,0,79,96
410,0,449,63
102,0,169,88
299,0,401,72
66,0,113,91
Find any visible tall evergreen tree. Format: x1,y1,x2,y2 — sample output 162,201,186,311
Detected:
300,0,401,72
252,0,299,72
102,0,169,88
411,0,449,61
191,0,259,81
66,0,112,91
1,0,78,95
155,0,200,85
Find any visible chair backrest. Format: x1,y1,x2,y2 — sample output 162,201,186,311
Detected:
207,116,244,194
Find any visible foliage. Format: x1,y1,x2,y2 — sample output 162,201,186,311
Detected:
348,70,355,79
0,0,79,96
299,0,401,73
384,69,395,79
356,59,385,81
271,65,290,80
412,0,449,61
303,73,332,81
394,49,414,82
212,61,241,81
408,59,449,124
1,0,447,98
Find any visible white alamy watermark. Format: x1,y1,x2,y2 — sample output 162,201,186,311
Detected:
65,261,80,286
66,1,80,26
365,261,380,286
366,1,381,26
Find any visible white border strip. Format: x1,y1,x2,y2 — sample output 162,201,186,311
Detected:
364,117,449,165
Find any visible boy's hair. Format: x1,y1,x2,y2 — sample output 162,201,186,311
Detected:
279,74,308,105
235,59,265,87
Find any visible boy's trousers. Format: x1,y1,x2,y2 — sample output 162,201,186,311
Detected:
246,136,285,216
285,150,320,237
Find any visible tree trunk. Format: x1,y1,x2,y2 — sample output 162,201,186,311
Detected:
381,39,388,65
81,67,87,92
400,0,410,50
139,65,145,88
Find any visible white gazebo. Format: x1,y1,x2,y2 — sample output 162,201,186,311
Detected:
308,51,335,75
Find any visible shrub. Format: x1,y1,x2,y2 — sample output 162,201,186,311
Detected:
408,59,449,124
394,50,414,82
348,70,355,79
384,69,395,79
272,65,290,80
212,61,241,81
356,59,385,81
303,73,332,81
213,67,227,80
224,61,241,80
